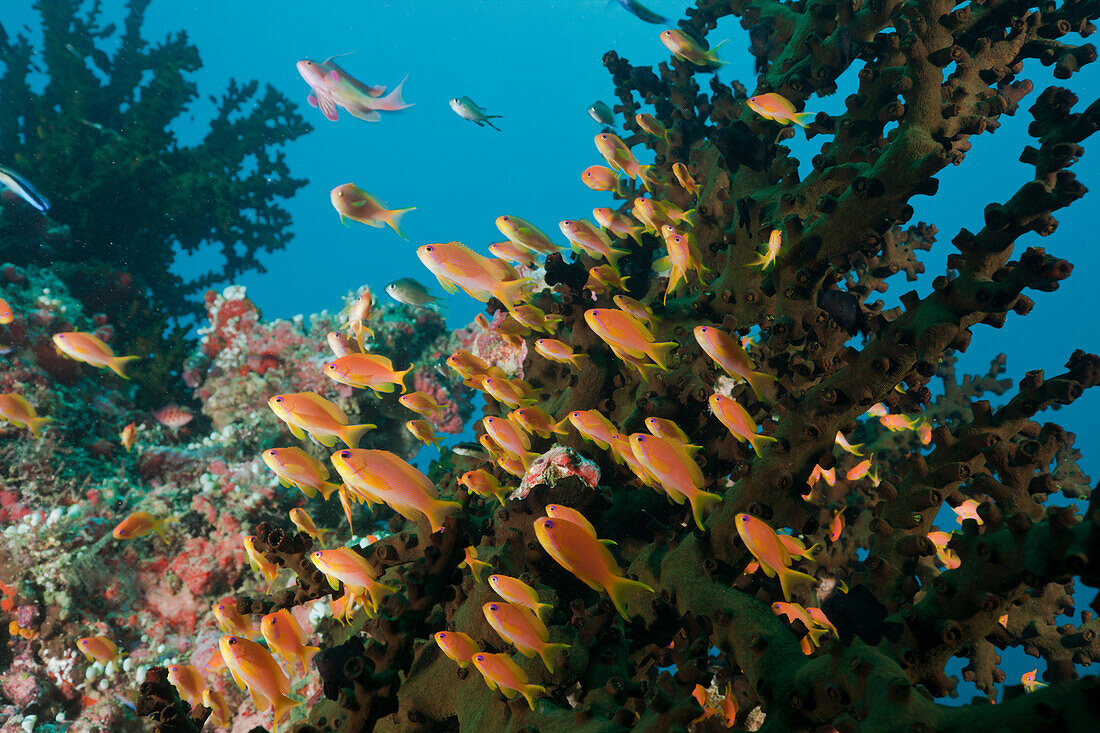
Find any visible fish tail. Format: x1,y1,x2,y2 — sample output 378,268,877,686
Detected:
271,693,301,725
792,111,814,128
606,575,655,620
605,247,631,272
538,642,571,673
628,227,644,246
340,423,376,449
425,499,463,533
535,602,553,623
385,207,416,239
638,164,656,192
494,277,533,313
108,355,140,379
375,74,413,111
707,39,730,66
317,480,341,502
394,366,413,394
153,516,179,544
646,341,679,371
299,645,321,674
748,433,777,458
744,369,777,401
520,684,547,710
779,567,818,602
28,416,54,438
688,489,724,531
430,434,444,451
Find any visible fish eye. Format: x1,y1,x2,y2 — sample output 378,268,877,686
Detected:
274,396,283,403
228,638,237,646
327,363,336,370
488,603,498,611
474,654,484,661
425,246,433,252
339,451,350,458
544,520,554,529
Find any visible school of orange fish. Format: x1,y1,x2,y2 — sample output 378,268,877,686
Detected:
0,26,1042,729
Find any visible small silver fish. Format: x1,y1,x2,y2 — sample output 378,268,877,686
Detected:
588,101,615,126
449,97,502,130
386,278,440,308
0,165,49,212
452,442,491,461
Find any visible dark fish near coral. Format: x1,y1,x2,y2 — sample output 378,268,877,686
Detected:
820,584,903,646
748,21,772,75
820,289,868,336
588,101,615,126
386,278,440,308
613,0,667,24
0,165,50,212
710,122,767,172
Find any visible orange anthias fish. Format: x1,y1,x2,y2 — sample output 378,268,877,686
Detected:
244,535,280,591
630,433,724,530
407,419,443,451
483,416,539,469
693,325,776,400
644,417,696,448
562,409,617,450
458,469,513,506
310,548,397,614
672,162,698,195
495,215,559,254
214,598,261,640
593,208,644,246
509,405,569,439
489,239,539,266
446,348,492,382
746,229,782,270
112,511,177,543
417,242,532,313
345,287,375,350
582,165,621,193
435,630,482,668
655,229,710,303
735,514,818,601
544,504,615,544
327,331,352,357
0,393,54,438
708,394,776,458
747,93,813,127
560,219,630,272
483,600,570,673
660,29,728,68
828,509,846,543
330,183,415,238
480,376,538,409
203,689,232,727
119,422,136,452
881,413,921,431
0,297,12,324
76,635,118,664
584,308,677,370
612,294,659,328
324,353,412,395
471,652,547,710
268,392,375,448
261,609,320,675
953,499,983,525
262,447,341,501
167,664,206,706
459,546,493,582
586,264,631,294
219,635,301,724
534,512,653,619
1021,669,1047,693
594,132,653,190
51,332,139,378
510,304,563,334
926,529,961,569
835,431,864,456
846,458,879,486
330,449,461,533
488,574,552,623
635,112,670,144
398,391,448,419
289,508,331,548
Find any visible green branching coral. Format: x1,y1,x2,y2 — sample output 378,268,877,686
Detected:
0,0,310,317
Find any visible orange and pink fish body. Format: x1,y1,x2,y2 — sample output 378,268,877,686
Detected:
509,406,568,439
585,308,677,370
582,165,621,193
459,546,493,582
330,183,414,238
747,93,813,127
953,499,983,525
76,635,118,664
672,162,698,195
880,413,921,431
746,229,782,270
310,548,396,613
483,600,569,673
560,219,630,272
865,402,888,418
586,264,631,293
593,207,644,246
330,449,461,533
268,392,375,448
807,464,837,489
488,575,552,623
0,393,53,438
1021,669,1047,693
51,332,139,378
595,132,653,190
471,652,547,710
610,432,661,484
244,535,280,591
434,630,481,668
407,419,443,451
708,394,776,458
489,240,538,266
480,376,537,409
511,304,562,334
345,287,375,349
644,416,695,448
262,447,341,501
635,112,670,143
398,390,447,419
0,297,12,324
630,433,723,529
534,514,653,620
632,196,671,234
417,242,532,313
202,688,231,727
483,416,539,470
167,664,206,706
926,530,961,569
324,353,411,395
289,508,331,548
660,29,728,68
612,294,659,328
735,514,818,601
327,330,352,358
458,469,513,506
778,534,818,563
325,66,412,118
828,509,846,542
917,421,932,445
845,458,880,486
694,325,776,400
495,215,558,254
214,598,261,640
835,431,864,456
562,409,617,450
219,635,300,724
118,422,136,452
261,609,320,675
544,504,609,542
113,511,176,543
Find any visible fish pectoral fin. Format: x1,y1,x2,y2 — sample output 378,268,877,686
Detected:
287,423,307,440
248,685,272,712
228,667,247,691
435,276,459,294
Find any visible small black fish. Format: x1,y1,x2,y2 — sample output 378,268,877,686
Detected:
736,197,754,233
820,289,868,336
748,22,772,75
711,122,767,172
820,584,903,646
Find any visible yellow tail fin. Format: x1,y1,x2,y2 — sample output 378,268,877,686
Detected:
606,576,654,620
687,490,723,531
538,642,571,674
109,355,140,379
779,567,818,602
744,370,777,402
340,423,376,449
386,207,416,239
425,499,462,533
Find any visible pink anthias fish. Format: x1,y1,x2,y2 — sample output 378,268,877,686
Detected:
296,56,412,122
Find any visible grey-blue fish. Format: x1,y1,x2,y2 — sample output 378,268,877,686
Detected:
588,101,615,126
386,278,441,308
614,0,667,24
450,97,502,130
0,166,49,212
